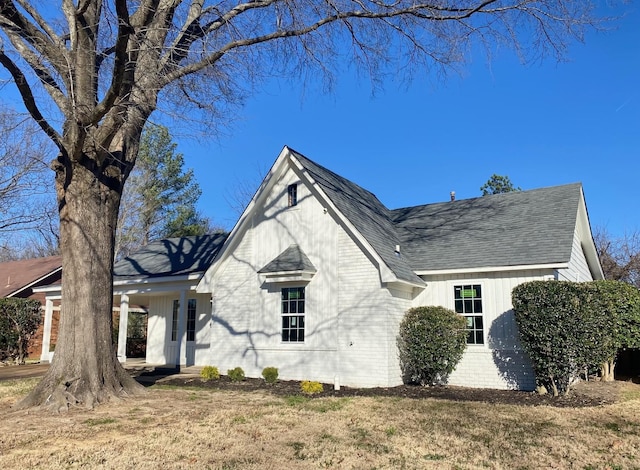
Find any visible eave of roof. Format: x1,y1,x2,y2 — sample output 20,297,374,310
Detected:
114,233,227,279
0,255,62,298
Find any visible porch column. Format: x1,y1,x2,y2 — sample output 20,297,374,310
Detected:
40,298,54,362
175,289,187,368
117,294,129,363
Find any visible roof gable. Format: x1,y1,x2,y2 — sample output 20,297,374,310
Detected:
114,233,227,279
0,256,62,297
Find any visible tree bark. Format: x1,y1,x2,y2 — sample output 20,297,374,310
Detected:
16,156,144,411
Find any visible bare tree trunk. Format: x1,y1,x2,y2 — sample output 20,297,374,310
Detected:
17,158,144,411
601,360,616,382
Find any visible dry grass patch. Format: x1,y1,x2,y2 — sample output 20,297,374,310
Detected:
0,379,639,469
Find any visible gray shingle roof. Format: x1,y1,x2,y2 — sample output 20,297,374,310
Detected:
258,244,317,273
390,184,581,271
290,149,424,285
114,233,228,279
289,148,582,275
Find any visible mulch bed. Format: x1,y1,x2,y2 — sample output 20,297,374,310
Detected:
147,373,628,408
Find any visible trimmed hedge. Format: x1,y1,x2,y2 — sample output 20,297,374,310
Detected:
512,280,640,395
397,306,468,386
591,280,640,379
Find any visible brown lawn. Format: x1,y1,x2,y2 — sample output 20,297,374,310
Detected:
1,378,639,469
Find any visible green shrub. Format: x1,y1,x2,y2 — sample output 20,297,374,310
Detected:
200,366,220,380
512,280,620,396
262,367,279,384
300,380,323,395
397,306,468,386
0,298,42,364
227,367,245,382
591,280,640,380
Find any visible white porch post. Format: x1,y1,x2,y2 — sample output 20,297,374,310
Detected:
175,289,187,367
40,298,54,363
117,294,129,363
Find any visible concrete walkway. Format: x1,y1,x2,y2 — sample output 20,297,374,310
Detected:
0,360,203,382
0,363,50,380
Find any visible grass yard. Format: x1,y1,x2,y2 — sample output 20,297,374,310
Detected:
1,378,639,469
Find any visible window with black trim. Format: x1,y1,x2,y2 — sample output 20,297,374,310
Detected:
171,300,179,341
281,287,305,342
454,284,484,345
288,184,298,207
187,299,197,341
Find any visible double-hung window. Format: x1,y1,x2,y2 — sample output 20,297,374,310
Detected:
281,287,305,342
454,284,484,345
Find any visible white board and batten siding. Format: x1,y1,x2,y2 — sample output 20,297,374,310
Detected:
414,269,556,390
206,166,412,388
209,168,343,382
145,292,211,366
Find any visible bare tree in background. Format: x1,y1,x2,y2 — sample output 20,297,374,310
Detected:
594,227,640,289
0,1,613,410
225,161,269,220
0,109,57,260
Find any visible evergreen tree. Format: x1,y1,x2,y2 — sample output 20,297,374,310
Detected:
480,174,522,196
116,125,209,259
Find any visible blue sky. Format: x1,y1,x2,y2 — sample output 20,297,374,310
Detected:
176,4,639,237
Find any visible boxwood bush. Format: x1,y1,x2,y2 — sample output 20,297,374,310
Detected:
200,365,220,380
227,367,245,382
397,306,468,386
261,366,279,384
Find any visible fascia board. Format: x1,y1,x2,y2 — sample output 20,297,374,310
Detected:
197,146,292,293
576,187,605,280
288,154,399,284
415,263,567,276
260,270,316,284
33,284,62,294
7,266,62,298
114,273,200,286
114,274,201,295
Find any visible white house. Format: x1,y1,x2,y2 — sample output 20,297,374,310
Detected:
194,146,603,390
37,146,604,390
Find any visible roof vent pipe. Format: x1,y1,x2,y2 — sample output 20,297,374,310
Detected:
450,191,456,201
